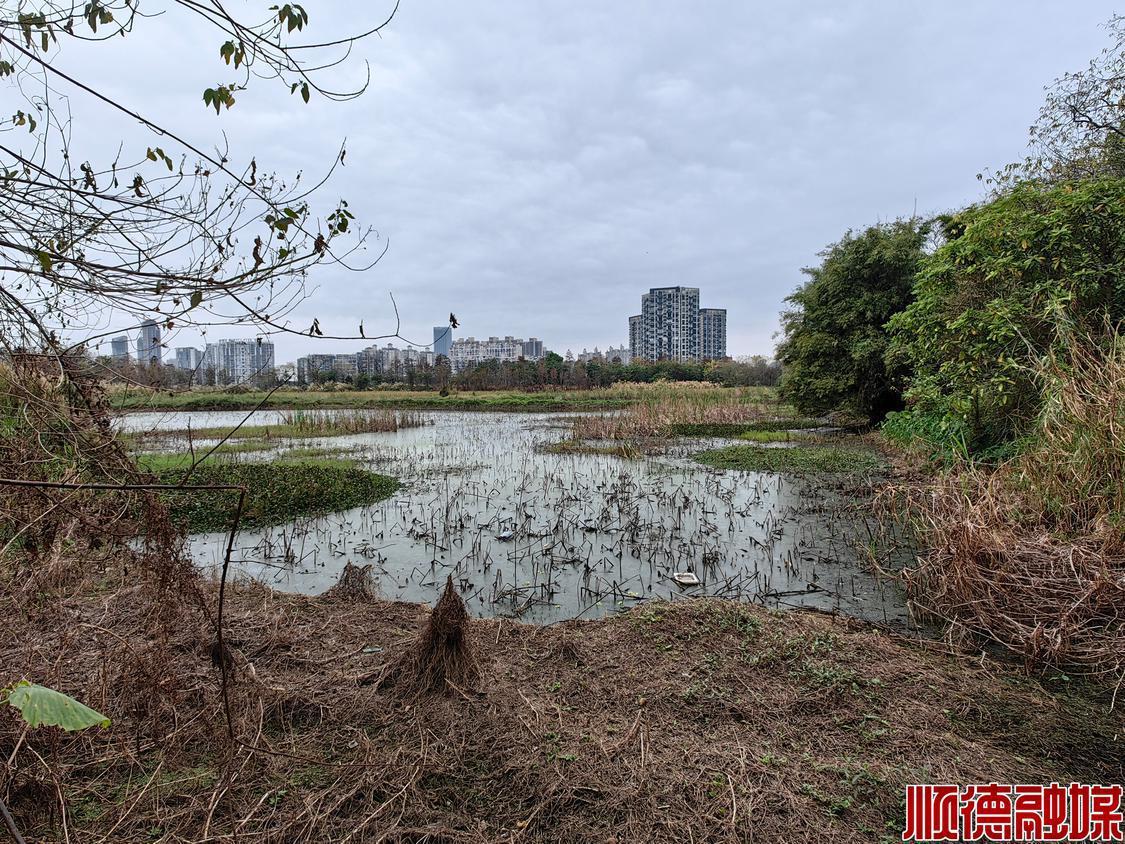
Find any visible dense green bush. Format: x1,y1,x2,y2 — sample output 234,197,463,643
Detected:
777,220,928,423
887,179,1125,452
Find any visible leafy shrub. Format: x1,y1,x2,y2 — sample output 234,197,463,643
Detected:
888,179,1125,452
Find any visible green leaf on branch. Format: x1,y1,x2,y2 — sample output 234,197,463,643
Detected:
147,147,174,171
203,85,237,114
5,682,110,731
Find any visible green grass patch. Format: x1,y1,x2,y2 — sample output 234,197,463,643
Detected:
738,429,819,444
668,419,825,437
153,460,398,532
695,444,883,474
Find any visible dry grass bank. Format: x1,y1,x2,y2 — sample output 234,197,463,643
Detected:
0,578,1120,843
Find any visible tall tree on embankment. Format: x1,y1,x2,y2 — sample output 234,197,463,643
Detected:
886,179,1125,455
776,220,929,424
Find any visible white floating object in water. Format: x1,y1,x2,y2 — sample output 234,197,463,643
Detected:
496,530,515,542
671,571,701,586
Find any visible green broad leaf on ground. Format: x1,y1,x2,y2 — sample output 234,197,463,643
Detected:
5,682,111,730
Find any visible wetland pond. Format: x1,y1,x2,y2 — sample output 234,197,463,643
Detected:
121,409,914,626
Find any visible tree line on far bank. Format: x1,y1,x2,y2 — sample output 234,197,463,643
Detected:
85,352,782,392
293,353,780,391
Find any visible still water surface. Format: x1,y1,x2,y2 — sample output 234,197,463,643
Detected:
122,410,913,626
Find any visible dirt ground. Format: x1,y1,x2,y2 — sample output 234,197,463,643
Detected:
1,579,1122,843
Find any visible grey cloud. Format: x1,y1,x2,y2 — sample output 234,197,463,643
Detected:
61,0,1122,361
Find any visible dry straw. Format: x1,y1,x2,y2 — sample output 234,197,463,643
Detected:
890,333,1125,684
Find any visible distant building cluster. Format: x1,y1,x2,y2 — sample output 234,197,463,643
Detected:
575,345,632,365
296,344,435,384
449,336,543,373
628,286,727,362
96,290,730,389
199,338,275,385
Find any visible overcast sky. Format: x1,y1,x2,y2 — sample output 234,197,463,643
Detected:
67,1,1121,362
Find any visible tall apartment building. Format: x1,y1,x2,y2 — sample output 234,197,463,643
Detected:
202,338,275,385
109,335,130,363
449,335,540,373
629,286,700,362
628,287,727,361
296,353,338,384
433,326,453,359
699,308,728,360
628,316,642,359
174,347,203,371
135,320,162,365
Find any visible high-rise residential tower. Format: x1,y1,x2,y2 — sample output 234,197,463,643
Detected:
637,286,700,361
628,287,727,361
109,335,130,363
628,315,643,360
174,347,204,371
136,319,162,365
699,308,728,360
433,325,453,359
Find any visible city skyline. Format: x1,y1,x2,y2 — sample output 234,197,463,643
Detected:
62,3,1117,366
101,304,733,372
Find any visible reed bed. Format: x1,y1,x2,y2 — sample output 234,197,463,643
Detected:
571,384,794,442
131,408,433,444
891,338,1125,682
276,408,429,436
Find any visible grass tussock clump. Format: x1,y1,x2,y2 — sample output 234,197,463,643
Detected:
894,338,1125,680
134,408,431,444
276,408,428,436
373,575,479,696
542,438,644,459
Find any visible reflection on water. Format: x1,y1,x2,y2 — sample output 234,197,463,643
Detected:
129,409,913,626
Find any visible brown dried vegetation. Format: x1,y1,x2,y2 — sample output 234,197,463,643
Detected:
891,338,1125,682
